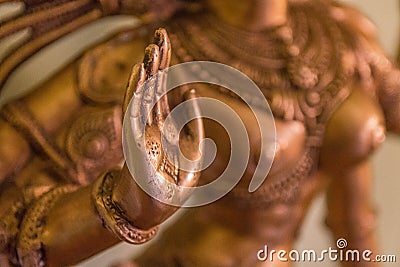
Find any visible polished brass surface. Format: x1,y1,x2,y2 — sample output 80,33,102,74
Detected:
0,0,399,266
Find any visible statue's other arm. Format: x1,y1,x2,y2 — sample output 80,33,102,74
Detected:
320,86,386,267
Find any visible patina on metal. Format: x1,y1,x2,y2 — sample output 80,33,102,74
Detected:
0,0,399,266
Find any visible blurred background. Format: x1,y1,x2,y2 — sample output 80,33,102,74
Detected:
0,0,399,266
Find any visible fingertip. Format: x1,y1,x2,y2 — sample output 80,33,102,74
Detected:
143,44,160,76
154,28,166,43
154,28,171,70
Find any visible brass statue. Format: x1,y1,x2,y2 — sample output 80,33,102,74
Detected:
0,0,399,266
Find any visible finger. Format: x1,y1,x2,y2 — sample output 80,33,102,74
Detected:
123,63,146,116
142,44,161,125
153,27,171,104
146,35,171,126
153,28,171,70
128,64,146,142
154,69,170,126
143,44,161,77
152,29,172,127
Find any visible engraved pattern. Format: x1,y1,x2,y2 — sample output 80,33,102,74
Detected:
0,100,77,182
226,149,314,209
16,185,78,267
0,185,53,266
65,107,123,184
0,0,395,265
92,170,159,244
167,1,355,147
0,0,105,88
77,41,132,105
0,198,28,266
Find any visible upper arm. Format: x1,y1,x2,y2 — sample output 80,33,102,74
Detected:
376,66,400,135
319,86,382,248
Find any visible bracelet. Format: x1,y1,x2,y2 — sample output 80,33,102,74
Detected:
17,185,78,267
92,170,158,244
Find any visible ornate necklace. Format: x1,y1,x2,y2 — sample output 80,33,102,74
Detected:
167,1,354,146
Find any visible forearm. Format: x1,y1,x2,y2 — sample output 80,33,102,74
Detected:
16,165,169,266
17,183,119,266
325,162,378,266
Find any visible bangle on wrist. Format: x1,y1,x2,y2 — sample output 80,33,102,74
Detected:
92,170,158,244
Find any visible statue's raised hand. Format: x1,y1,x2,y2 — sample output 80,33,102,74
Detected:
115,29,204,229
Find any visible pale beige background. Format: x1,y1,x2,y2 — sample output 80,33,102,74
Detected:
0,1,399,266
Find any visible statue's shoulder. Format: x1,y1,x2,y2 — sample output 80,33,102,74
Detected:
320,85,386,170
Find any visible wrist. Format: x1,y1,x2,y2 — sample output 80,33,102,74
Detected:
92,170,159,244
